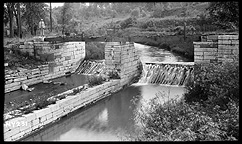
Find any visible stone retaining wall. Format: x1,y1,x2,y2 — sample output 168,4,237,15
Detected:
4,41,140,141
194,34,239,63
5,42,85,93
4,79,126,141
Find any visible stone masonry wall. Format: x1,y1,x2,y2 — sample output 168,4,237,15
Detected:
105,42,140,81
4,80,123,141
4,42,140,141
5,42,85,93
194,34,239,63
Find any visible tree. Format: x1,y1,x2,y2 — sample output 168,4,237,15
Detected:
207,2,239,29
61,3,73,34
50,3,52,32
4,4,9,26
17,3,21,38
6,3,14,37
22,3,48,35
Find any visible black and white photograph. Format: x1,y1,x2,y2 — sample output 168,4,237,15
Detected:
3,2,239,141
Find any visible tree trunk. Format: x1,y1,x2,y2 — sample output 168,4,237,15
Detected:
13,4,19,35
7,3,14,38
19,3,22,38
50,3,52,32
17,3,21,38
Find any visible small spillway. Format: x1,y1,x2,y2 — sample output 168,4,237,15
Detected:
75,60,106,75
138,62,194,86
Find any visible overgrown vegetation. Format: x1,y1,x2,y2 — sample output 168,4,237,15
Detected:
85,42,105,60
128,55,239,141
184,54,239,109
87,75,105,87
207,2,239,29
107,70,120,79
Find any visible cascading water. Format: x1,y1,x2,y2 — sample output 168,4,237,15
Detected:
75,60,106,75
138,63,194,86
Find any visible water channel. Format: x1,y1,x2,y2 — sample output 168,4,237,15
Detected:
21,43,191,141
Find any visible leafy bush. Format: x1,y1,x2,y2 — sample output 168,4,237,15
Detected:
129,94,238,141
87,75,105,87
207,2,239,29
184,55,239,109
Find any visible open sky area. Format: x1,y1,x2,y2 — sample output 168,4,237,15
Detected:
46,3,64,8
46,2,91,8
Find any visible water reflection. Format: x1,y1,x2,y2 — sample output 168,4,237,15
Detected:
22,85,184,141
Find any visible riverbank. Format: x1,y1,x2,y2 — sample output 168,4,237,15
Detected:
132,33,200,61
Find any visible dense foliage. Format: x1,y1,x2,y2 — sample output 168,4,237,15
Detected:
131,98,238,141
4,2,237,38
128,55,239,141
207,2,239,29
184,55,239,109
85,42,105,60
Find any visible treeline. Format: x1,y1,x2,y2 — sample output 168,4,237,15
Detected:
4,2,239,38
4,3,49,37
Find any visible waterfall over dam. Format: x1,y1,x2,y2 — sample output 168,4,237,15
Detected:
138,62,194,86
76,60,194,86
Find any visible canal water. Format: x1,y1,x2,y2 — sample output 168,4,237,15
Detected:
21,43,191,141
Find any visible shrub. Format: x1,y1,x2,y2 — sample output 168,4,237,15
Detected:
128,93,238,141
87,75,105,87
184,55,239,109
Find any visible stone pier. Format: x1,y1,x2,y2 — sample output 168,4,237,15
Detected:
194,34,239,63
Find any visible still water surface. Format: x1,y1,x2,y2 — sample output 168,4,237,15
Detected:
22,43,189,141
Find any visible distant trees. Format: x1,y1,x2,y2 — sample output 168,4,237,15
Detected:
4,3,49,37
23,3,48,35
4,2,238,38
207,2,239,29
61,3,73,34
